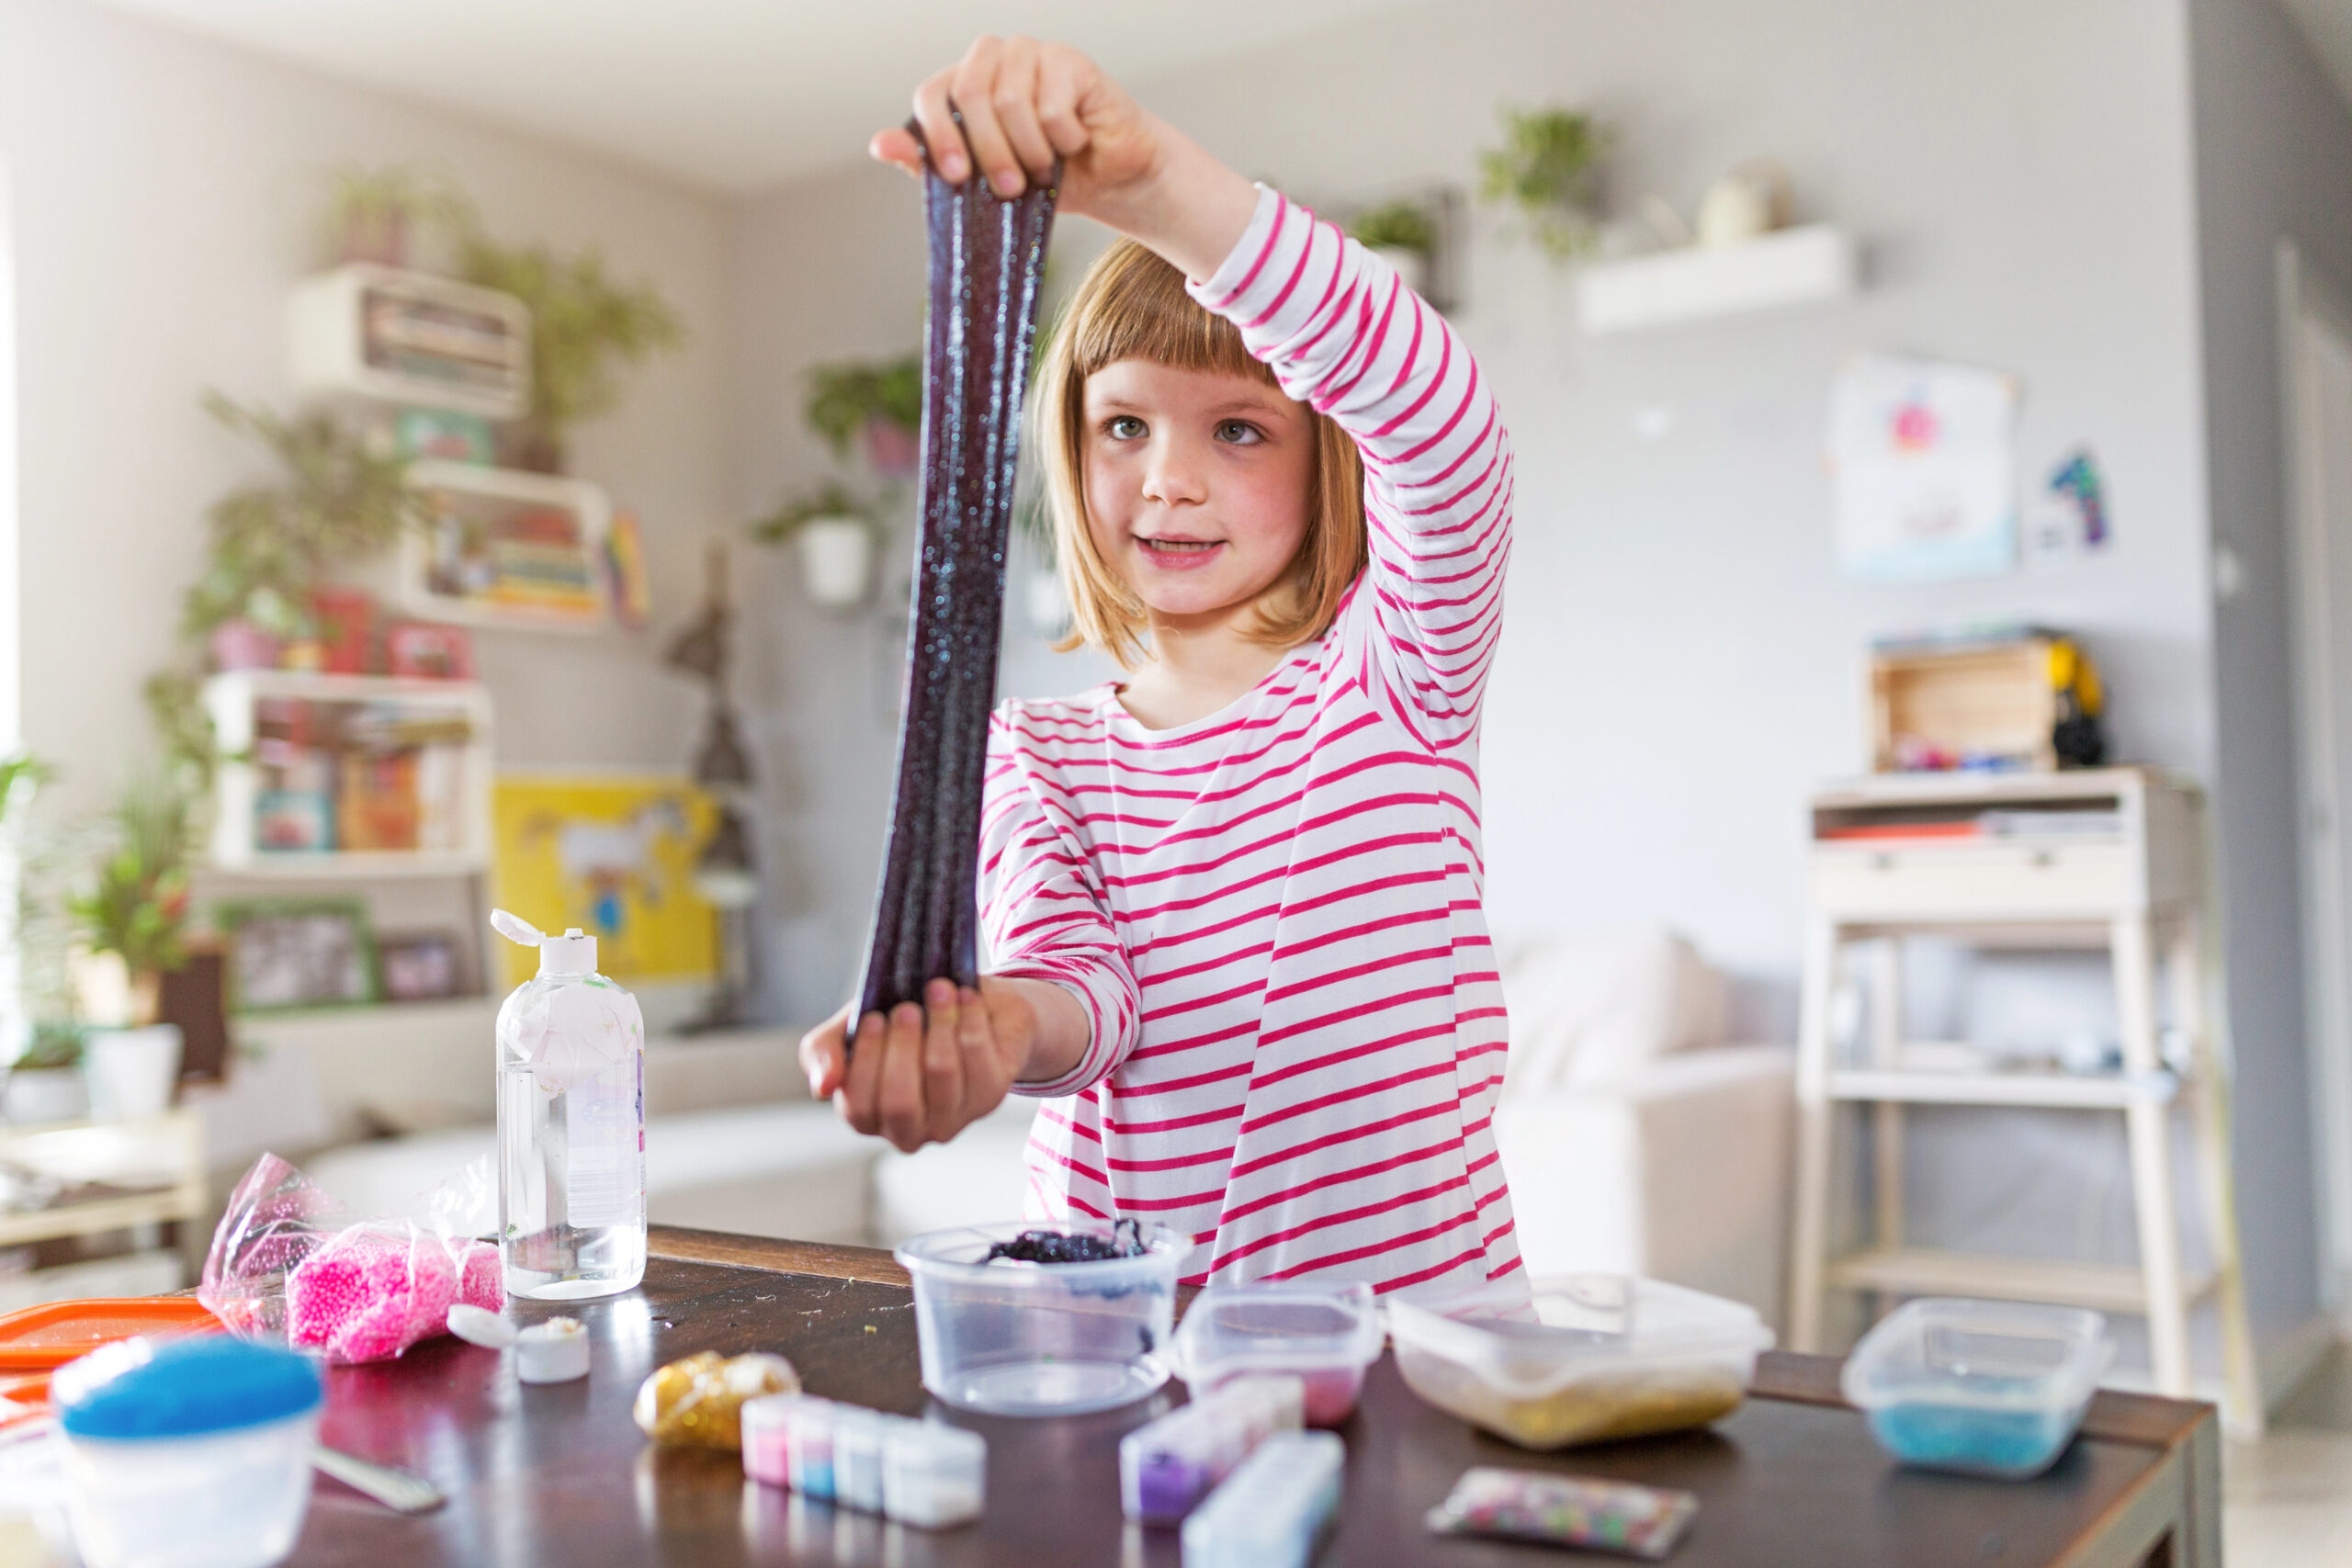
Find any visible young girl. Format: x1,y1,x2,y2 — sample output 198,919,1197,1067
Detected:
802,37,1517,1293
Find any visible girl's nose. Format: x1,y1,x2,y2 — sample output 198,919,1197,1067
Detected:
1139,438,1209,506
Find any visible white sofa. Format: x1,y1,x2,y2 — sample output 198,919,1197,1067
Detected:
300,931,1793,1325
1487,931,1796,1326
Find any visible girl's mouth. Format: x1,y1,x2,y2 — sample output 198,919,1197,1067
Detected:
1136,536,1224,571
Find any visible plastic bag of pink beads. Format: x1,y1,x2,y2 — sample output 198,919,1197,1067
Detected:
200,1152,503,1364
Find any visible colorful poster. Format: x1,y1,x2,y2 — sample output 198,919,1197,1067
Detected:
1828,353,2020,582
492,773,718,987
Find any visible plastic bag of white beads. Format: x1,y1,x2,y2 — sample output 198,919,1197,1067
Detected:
199,1151,503,1364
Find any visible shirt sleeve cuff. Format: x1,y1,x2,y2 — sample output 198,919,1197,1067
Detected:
1001,966,1121,1099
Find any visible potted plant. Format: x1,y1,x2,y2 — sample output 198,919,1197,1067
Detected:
455,232,684,473
1477,106,1614,260
322,164,475,269
751,482,882,608
806,356,923,479
1349,200,1441,298
66,771,193,1122
6,1021,87,1124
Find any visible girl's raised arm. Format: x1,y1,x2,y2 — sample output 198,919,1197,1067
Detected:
1191,193,1512,750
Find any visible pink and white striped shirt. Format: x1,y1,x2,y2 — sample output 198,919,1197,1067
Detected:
978,186,1518,1294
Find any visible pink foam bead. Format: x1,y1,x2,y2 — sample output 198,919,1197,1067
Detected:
285,1228,458,1364
457,1240,502,1311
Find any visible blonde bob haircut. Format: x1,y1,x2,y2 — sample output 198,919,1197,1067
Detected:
1033,238,1366,670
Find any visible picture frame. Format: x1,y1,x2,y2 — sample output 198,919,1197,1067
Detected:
214,897,379,1014
377,929,465,1003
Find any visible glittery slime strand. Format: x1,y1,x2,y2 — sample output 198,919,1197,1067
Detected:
854,136,1058,1022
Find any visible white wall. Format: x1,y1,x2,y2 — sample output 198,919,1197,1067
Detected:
0,0,734,815
2187,0,2352,1340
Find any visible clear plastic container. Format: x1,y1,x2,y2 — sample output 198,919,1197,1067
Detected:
1174,1281,1381,1427
1179,1428,1343,1568
53,1336,324,1568
1842,1298,2111,1479
894,1221,1186,1415
1387,1274,1772,1450
1120,1374,1304,1525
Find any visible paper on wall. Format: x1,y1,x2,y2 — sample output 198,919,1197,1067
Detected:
1828,353,2020,582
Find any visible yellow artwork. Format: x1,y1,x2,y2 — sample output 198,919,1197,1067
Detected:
492,773,718,987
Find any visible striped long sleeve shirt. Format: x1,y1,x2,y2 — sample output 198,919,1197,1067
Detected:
977,186,1519,1294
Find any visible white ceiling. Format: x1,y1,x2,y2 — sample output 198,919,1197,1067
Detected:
2287,0,2352,110
89,0,1422,193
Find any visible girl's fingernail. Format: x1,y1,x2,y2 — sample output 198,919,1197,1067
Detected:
992,168,1022,196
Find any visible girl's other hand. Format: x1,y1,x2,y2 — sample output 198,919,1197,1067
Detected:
870,36,1159,215
798,978,1035,1153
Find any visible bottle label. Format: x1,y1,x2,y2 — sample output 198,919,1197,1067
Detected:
564,1062,637,1229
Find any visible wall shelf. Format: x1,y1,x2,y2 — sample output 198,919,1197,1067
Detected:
202,670,495,874
1577,223,1859,335
288,264,531,420
402,461,611,632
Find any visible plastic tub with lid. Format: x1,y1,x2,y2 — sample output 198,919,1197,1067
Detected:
53,1334,323,1568
894,1220,1186,1416
1173,1280,1381,1427
1842,1298,2111,1479
1386,1274,1772,1449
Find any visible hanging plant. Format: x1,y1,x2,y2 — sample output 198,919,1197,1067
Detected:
66,768,195,1026
1477,106,1613,260
750,481,884,609
455,233,685,473
183,393,420,645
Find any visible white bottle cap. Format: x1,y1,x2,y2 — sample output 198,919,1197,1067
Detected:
516,1318,590,1383
492,909,598,976
537,929,597,976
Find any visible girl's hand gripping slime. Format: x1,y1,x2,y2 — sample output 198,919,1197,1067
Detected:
805,39,1259,1154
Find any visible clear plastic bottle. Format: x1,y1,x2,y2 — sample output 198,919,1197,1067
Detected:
492,910,646,1300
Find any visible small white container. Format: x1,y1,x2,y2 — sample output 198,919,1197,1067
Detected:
1179,1428,1343,1568
831,1409,890,1513
1387,1273,1771,1450
880,1421,985,1529
1174,1281,1381,1427
54,1336,324,1568
895,1221,1185,1416
1843,1298,2111,1479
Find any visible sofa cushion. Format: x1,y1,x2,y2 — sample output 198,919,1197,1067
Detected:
1497,930,1729,1091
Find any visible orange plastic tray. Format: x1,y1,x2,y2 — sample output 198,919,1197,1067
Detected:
0,1297,221,1371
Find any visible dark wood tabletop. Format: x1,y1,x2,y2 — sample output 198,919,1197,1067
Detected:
287,1227,2219,1568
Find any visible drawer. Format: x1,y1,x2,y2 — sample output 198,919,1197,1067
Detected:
1808,840,2137,919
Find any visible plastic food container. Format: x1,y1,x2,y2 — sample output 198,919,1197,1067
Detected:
1174,1281,1381,1427
895,1221,1186,1416
1842,1298,2111,1479
1387,1274,1772,1450
53,1335,323,1568
1179,1428,1343,1568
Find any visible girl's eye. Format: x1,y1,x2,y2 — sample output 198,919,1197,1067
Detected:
1104,415,1147,440
1215,420,1264,446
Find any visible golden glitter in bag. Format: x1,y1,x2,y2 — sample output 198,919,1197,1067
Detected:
632,1350,801,1449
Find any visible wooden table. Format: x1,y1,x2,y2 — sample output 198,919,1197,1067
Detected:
288,1228,2220,1567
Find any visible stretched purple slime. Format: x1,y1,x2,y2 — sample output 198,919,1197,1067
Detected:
853,139,1058,1023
